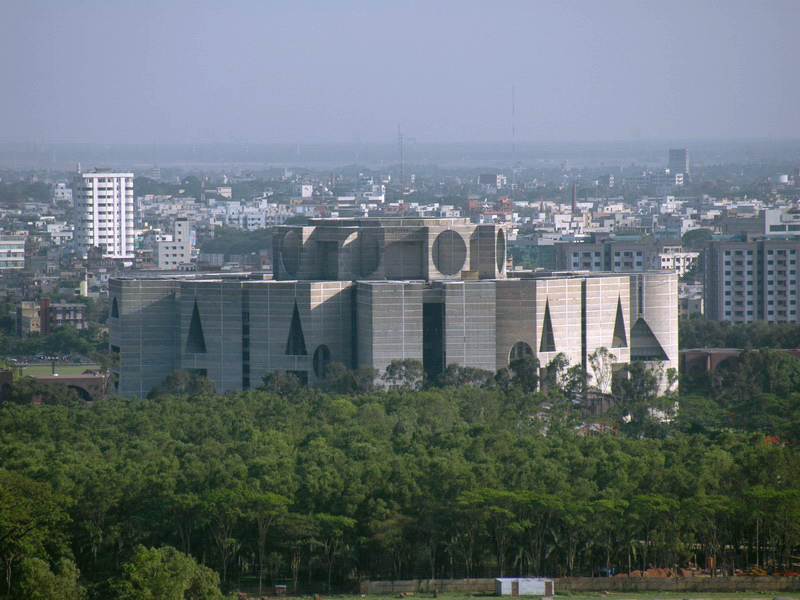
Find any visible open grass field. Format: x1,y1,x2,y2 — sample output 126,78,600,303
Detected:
21,364,99,376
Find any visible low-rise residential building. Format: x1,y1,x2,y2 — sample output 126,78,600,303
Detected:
17,298,87,335
156,218,194,269
655,246,699,276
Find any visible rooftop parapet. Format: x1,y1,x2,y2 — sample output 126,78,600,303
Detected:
273,217,507,282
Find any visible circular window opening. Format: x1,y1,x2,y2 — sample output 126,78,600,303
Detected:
509,341,533,363
496,228,506,272
432,230,467,276
280,230,300,277
313,345,331,378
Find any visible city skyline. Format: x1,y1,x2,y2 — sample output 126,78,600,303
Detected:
2,0,799,145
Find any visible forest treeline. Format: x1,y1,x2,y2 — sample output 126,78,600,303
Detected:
680,316,800,350
2,351,800,599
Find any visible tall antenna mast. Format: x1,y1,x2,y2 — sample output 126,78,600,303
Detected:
512,84,516,159
511,84,516,190
398,124,404,195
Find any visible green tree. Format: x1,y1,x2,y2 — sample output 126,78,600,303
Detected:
517,492,563,576
382,359,424,390
150,370,216,398
315,513,356,592
200,227,273,258
353,365,379,393
16,558,86,600
682,228,713,249
3,377,82,406
628,494,679,572
317,362,377,394
202,488,246,583
245,491,290,596
588,347,616,393
435,364,495,388
115,545,221,600
280,513,316,591
458,489,523,576
542,353,570,392
0,470,69,595
509,355,539,393
259,370,302,397
612,361,665,437
370,512,413,579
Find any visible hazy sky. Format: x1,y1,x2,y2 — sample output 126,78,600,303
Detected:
2,0,798,144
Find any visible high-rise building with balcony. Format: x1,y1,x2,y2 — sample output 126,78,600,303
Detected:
73,168,134,259
704,238,800,323
0,233,28,270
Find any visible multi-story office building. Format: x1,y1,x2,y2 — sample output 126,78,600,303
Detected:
668,148,690,177
73,168,134,259
0,233,28,270
717,208,800,237
109,218,678,398
556,238,697,276
624,170,684,190
704,238,800,323
555,238,654,272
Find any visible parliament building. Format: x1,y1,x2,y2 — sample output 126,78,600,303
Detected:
109,218,678,397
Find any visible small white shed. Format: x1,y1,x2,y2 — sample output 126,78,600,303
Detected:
495,577,554,597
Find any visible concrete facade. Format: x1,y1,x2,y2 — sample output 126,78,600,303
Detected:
555,239,652,273
109,218,677,397
156,218,194,269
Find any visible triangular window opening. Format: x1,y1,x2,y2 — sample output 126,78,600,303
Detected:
539,300,556,353
630,317,668,361
111,297,119,318
285,301,308,356
612,296,628,348
186,300,207,354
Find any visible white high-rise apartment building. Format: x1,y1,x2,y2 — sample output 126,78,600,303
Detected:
74,168,134,259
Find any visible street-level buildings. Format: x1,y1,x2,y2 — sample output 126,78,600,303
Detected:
17,299,87,336
73,169,134,260
109,218,678,398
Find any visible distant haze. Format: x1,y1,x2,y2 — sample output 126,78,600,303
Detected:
2,0,798,145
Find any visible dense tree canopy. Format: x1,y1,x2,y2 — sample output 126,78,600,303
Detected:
680,316,800,349
200,227,272,259
0,360,799,598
